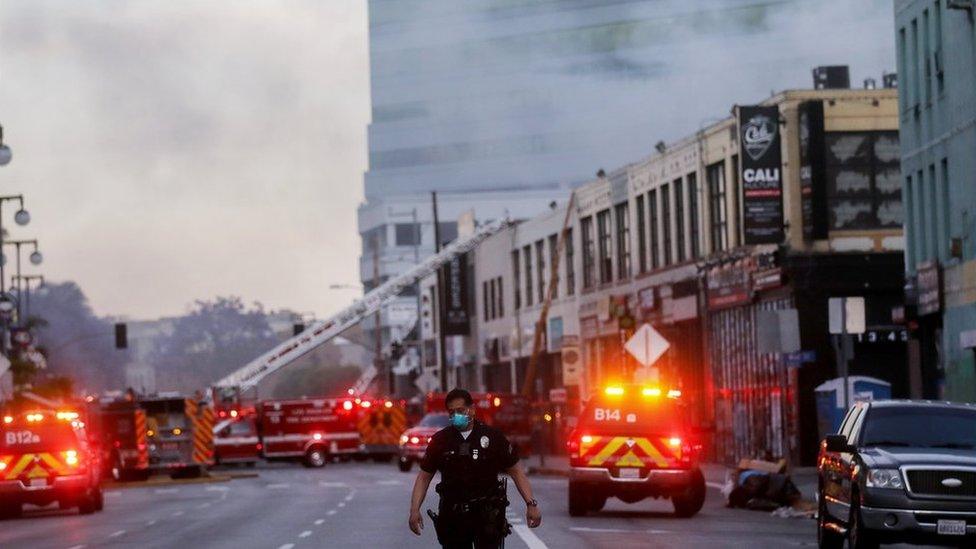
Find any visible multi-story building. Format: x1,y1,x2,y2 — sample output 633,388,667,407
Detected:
895,0,976,402
450,80,905,465
359,0,896,382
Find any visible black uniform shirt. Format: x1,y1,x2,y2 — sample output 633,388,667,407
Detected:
420,420,519,501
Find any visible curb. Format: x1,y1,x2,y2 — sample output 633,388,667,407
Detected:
102,472,246,490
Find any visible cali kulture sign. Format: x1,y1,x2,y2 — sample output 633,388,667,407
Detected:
738,105,784,244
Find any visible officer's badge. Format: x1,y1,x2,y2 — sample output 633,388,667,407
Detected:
472,448,479,460
480,435,490,448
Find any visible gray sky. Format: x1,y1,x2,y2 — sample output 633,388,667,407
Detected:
0,1,370,319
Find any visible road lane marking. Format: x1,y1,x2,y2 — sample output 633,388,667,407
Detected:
299,531,312,538
67,545,85,549
569,527,675,534
197,502,212,509
146,519,157,526
512,525,547,549
319,481,348,487
205,485,229,492
277,545,295,549
267,483,290,489
154,488,178,494
327,510,337,516
344,493,354,501
172,510,185,517
314,519,324,525
376,479,401,485
104,491,122,497
108,530,126,538
338,502,346,507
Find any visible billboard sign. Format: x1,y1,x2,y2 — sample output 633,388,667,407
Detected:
738,105,785,244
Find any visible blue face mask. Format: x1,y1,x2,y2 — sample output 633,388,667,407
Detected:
450,412,471,430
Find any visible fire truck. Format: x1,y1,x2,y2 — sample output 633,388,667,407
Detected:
93,394,214,480
214,395,408,466
207,219,510,421
0,402,104,517
255,398,361,467
566,384,706,517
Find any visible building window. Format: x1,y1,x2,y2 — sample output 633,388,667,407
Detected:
565,228,576,295
923,9,931,105
523,245,533,306
614,202,631,280
825,131,902,231
437,222,458,247
395,223,421,246
940,158,950,260
362,224,387,252
581,217,595,289
898,27,908,112
483,280,490,322
635,195,648,273
916,169,926,261
674,179,686,263
597,209,613,284
511,250,521,310
707,161,728,252
548,234,559,299
929,163,939,258
648,189,660,270
688,172,700,258
934,2,944,95
661,184,672,266
535,240,546,304
905,175,915,268
910,18,919,112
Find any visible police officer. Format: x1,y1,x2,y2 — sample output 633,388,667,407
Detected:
408,388,542,548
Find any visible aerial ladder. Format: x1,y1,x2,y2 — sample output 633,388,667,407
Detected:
212,218,510,396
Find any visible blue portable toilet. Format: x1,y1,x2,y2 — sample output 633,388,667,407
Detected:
815,376,892,442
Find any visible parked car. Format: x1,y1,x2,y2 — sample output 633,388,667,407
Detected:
817,400,976,548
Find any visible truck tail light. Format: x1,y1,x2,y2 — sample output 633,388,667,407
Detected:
256,443,263,451
64,450,80,466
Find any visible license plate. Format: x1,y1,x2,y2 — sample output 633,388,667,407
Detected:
618,468,641,479
937,519,967,536
29,477,48,488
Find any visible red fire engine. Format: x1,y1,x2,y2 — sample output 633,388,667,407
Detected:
256,398,361,467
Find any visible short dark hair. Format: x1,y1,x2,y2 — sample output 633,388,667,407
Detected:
444,388,473,409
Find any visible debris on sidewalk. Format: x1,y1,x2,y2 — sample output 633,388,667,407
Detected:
725,458,804,513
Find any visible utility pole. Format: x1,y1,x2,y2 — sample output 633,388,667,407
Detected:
432,191,448,392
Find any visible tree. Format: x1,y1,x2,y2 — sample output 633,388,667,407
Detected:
150,297,279,393
30,281,130,392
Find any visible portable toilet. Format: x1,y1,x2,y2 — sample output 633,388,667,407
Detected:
815,376,892,442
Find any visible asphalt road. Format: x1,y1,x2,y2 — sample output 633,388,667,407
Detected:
0,461,819,548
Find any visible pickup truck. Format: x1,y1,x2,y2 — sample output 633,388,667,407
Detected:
817,400,976,548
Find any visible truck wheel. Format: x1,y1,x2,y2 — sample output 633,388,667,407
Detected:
94,486,104,512
78,490,97,515
672,469,706,518
0,502,22,520
305,447,327,468
398,458,413,473
847,496,879,549
568,481,589,517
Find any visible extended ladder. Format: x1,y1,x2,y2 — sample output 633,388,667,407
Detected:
213,218,510,392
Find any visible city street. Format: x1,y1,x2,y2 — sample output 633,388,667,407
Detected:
0,461,816,549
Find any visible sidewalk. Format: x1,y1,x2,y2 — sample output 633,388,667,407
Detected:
523,454,817,504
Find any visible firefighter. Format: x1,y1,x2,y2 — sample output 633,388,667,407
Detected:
408,388,542,548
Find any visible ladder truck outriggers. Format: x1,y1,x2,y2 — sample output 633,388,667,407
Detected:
209,219,510,466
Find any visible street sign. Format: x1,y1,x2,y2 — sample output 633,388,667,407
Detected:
414,371,440,393
828,297,865,335
549,388,567,403
624,324,670,367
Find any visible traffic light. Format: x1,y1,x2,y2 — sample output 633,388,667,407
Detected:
293,323,305,336
114,322,127,349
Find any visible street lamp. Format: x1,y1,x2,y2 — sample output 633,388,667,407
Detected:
12,275,43,321
0,125,11,167
0,195,31,294
4,239,42,321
